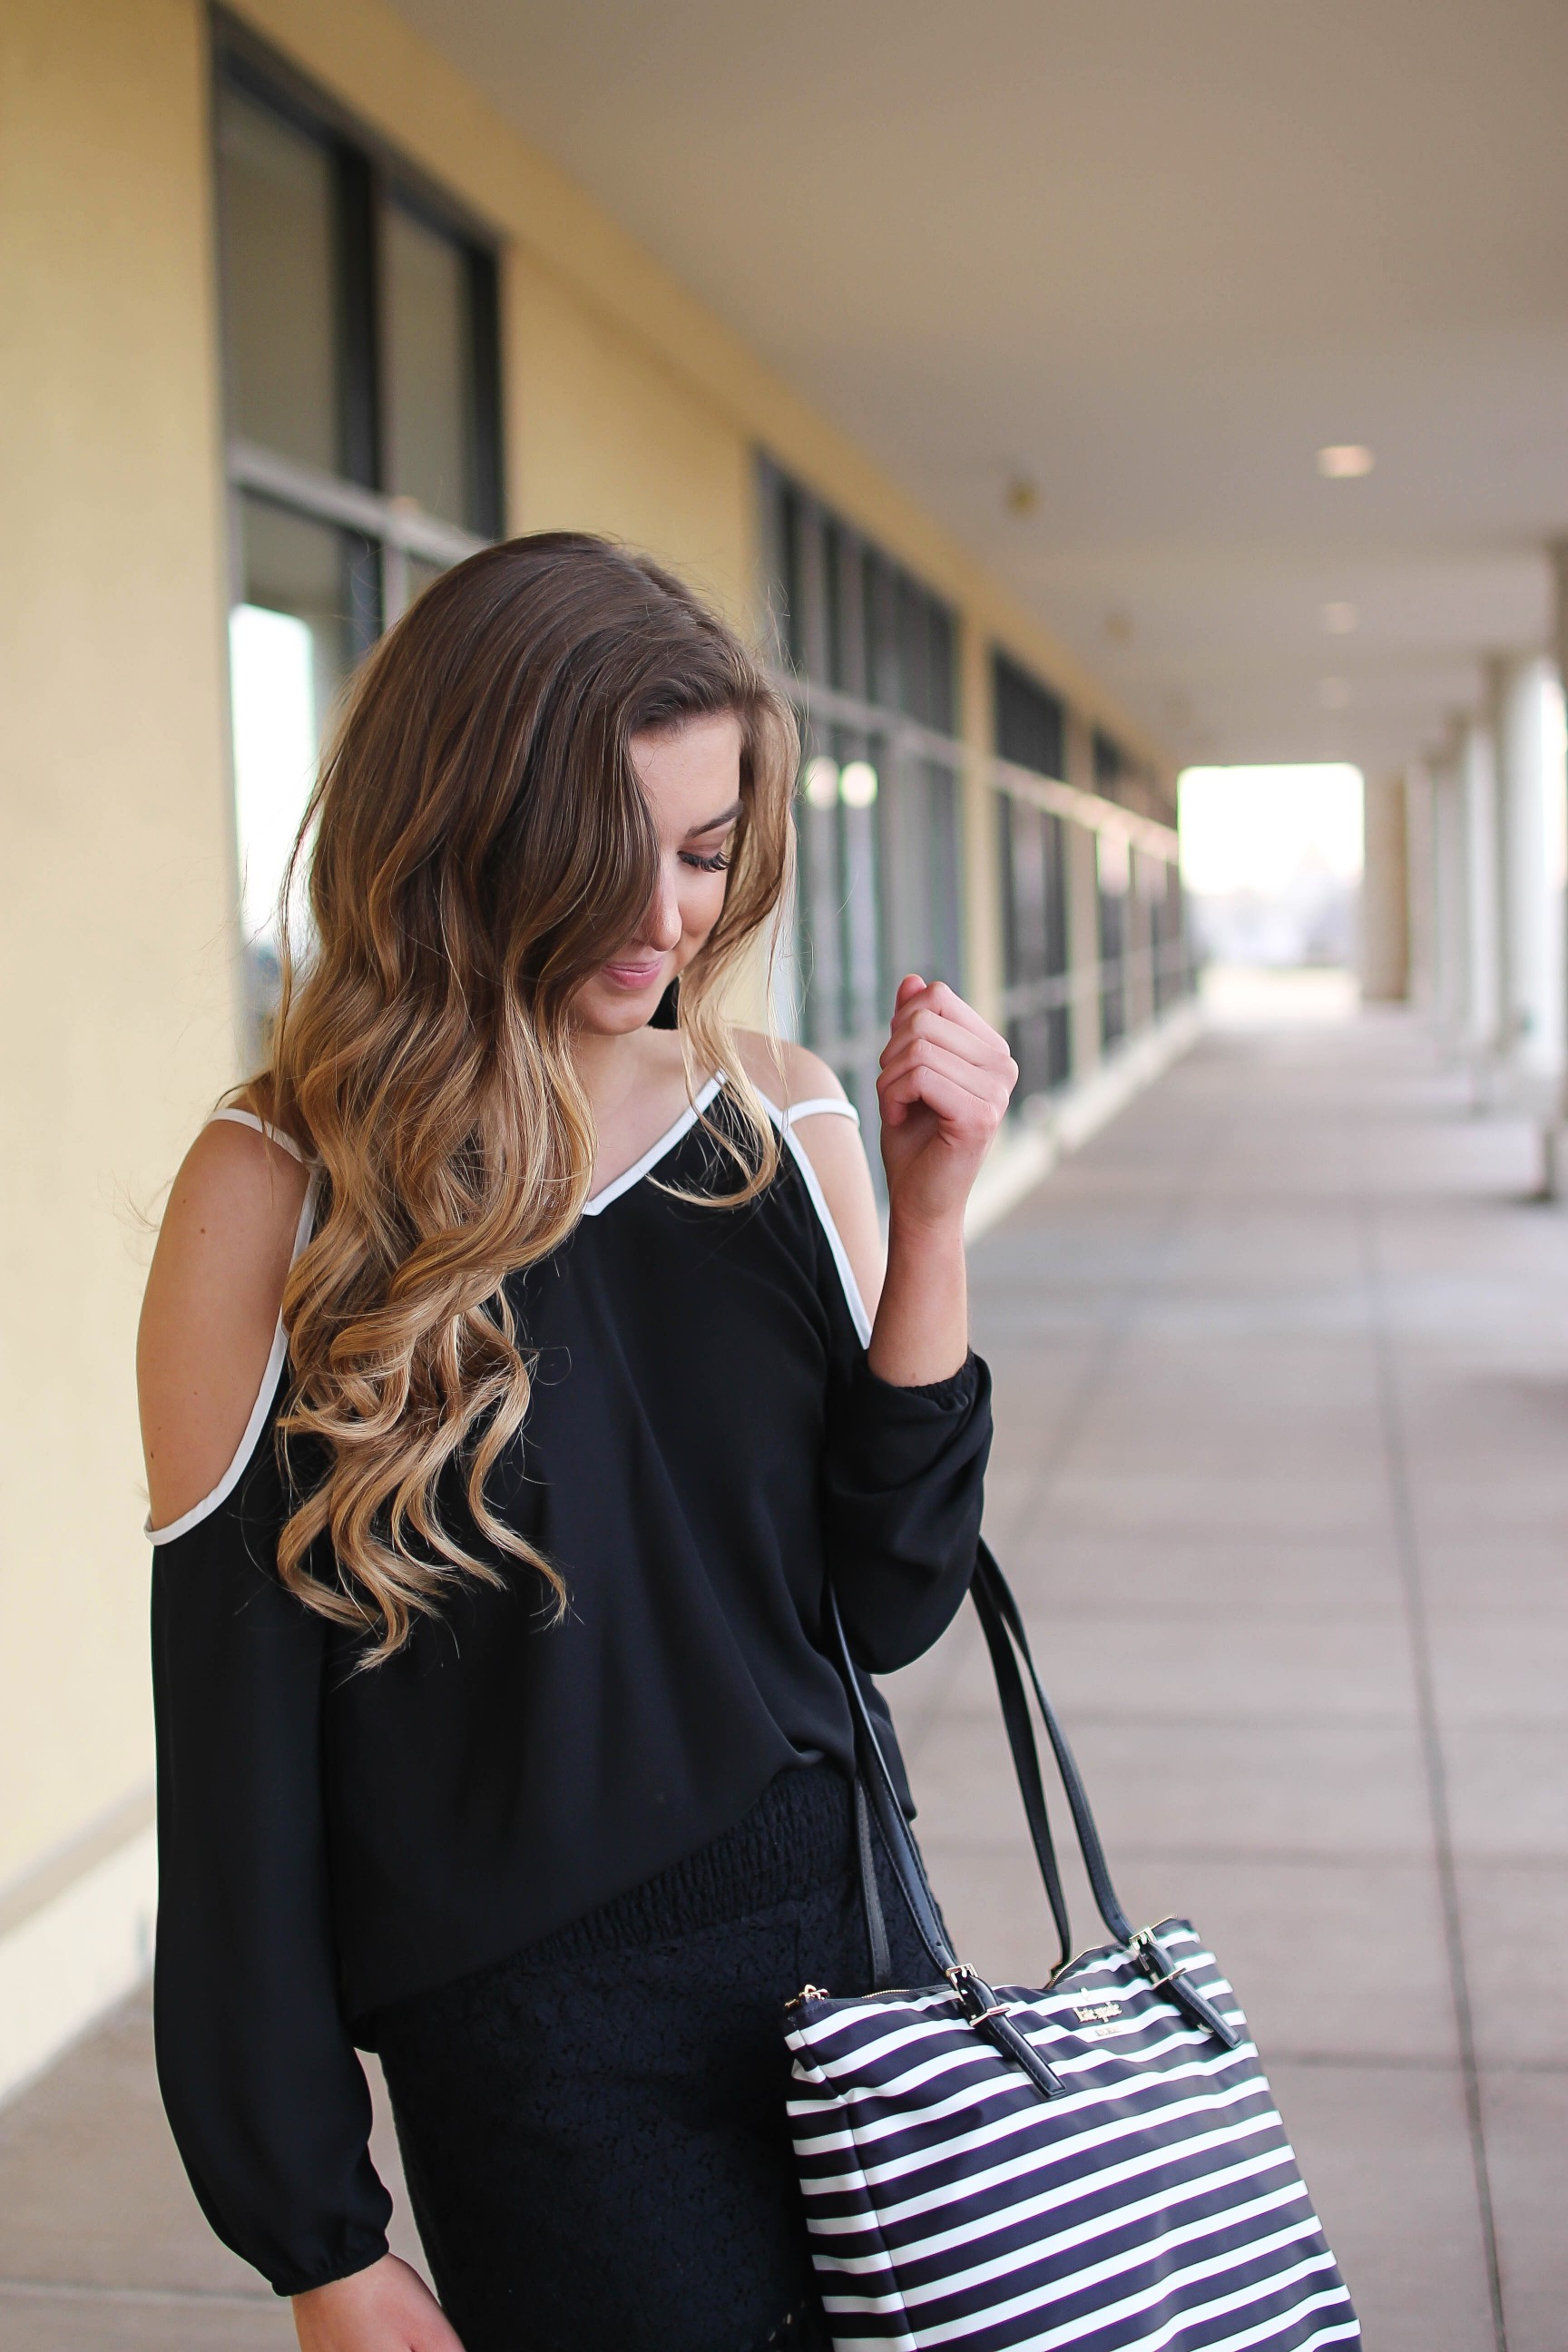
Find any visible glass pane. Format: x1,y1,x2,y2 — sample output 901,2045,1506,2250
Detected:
386,200,471,525
230,497,358,1034
1098,833,1130,1049
217,83,338,472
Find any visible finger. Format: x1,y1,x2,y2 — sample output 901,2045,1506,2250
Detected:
878,1038,1014,1116
878,1042,1014,1112
893,972,926,1011
879,1005,1014,1076
884,988,1010,1070
879,1058,1007,1136
893,978,1004,1049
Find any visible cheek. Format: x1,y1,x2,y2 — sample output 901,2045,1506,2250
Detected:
680,872,730,942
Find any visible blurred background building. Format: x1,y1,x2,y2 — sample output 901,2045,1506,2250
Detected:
4,6,1568,2335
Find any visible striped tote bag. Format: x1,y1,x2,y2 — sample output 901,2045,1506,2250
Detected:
786,1545,1359,2352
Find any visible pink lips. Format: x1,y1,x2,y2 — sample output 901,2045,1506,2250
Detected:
601,956,665,991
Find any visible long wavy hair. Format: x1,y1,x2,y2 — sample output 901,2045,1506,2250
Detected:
252,534,799,1661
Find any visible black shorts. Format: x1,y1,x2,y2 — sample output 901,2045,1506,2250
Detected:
373,1764,931,2352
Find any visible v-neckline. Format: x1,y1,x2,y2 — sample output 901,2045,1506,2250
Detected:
581,1073,725,1216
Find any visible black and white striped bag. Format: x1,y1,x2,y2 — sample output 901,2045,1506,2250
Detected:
786,1546,1359,2352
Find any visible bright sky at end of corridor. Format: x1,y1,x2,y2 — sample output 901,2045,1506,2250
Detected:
1177,765,1364,896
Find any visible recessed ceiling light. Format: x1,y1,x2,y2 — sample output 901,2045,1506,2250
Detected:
1322,602,1358,633
1319,678,1351,709
1318,445,1375,479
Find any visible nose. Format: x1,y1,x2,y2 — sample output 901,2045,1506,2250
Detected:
642,866,683,953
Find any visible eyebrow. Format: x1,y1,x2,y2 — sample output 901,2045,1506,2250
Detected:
684,799,743,838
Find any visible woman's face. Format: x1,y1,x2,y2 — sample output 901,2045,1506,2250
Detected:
573,710,746,1039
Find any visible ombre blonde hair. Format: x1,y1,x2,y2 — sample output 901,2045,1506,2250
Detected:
253,534,799,1661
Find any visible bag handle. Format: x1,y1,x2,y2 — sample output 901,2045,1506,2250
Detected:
828,1585,956,1981
828,1539,1135,1989
972,1542,1133,1947
832,1545,1241,2053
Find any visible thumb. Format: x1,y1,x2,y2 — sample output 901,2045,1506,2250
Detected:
894,972,926,1010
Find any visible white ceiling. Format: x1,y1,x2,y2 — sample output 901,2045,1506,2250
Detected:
387,0,1568,775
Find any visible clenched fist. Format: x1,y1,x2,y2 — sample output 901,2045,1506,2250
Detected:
877,976,1017,1236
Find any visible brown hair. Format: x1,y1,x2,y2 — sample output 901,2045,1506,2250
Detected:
256,533,798,1659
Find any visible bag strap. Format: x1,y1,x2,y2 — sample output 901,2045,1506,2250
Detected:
828,1541,1136,1987
851,1777,891,1987
971,1567,1074,1971
972,1542,1134,1946
827,1587,956,1982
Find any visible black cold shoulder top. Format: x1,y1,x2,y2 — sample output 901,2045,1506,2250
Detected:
149,1079,991,2297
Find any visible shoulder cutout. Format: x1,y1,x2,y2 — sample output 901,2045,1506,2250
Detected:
138,1117,316,1544
730,1032,848,1116
733,1034,883,1336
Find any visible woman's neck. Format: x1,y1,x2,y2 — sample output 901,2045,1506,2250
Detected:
572,1022,694,1130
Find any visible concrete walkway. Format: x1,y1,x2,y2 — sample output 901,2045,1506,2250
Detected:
3,998,1563,2347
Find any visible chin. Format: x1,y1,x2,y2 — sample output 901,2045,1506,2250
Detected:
577,982,667,1035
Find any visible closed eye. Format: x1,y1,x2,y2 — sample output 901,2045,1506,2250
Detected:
680,848,731,873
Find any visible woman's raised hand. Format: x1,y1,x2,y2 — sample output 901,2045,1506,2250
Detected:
876,976,1017,1236
293,2253,465,2352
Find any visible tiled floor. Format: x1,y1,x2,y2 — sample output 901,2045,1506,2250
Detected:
892,1002,1567,2352
3,1002,1563,2347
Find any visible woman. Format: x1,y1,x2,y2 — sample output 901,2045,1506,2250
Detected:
140,534,1014,2352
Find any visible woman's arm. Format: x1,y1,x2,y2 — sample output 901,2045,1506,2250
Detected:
292,2257,462,2351
769,979,1015,1388
139,1118,309,1529
762,991,1011,1674
142,1122,422,2337
868,975,1015,1385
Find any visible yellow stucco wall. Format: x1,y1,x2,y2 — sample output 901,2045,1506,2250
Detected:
506,256,753,625
229,0,1163,769
0,0,1171,1913
0,0,237,1883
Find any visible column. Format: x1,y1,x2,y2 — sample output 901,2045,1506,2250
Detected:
1494,653,1565,1114
1428,739,1469,1051
1459,713,1502,1075
1063,707,1102,1083
957,618,1004,1030
1402,762,1436,1011
1359,771,1410,1000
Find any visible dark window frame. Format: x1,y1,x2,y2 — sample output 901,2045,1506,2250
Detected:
759,456,965,1149
993,652,1072,1099
211,10,505,573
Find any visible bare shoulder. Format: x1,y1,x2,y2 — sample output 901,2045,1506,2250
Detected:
730,1032,847,1111
137,1117,311,1534
732,1033,883,1318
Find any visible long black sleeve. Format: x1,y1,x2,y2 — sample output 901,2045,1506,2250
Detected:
821,1349,993,1674
151,1432,391,2298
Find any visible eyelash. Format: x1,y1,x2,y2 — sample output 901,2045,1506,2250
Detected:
681,849,731,873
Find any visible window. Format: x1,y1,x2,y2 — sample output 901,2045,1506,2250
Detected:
760,462,963,1134
1097,830,1131,1049
1152,861,1191,1011
995,654,1065,785
214,23,503,1039
1093,728,1125,799
993,654,1072,1102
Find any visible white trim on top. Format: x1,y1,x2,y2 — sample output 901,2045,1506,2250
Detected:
146,1148,319,1547
209,1105,309,1161
581,1073,725,1215
149,1080,871,1541
755,1090,874,1348
779,1096,860,1129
